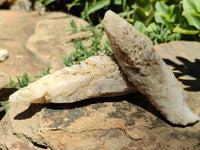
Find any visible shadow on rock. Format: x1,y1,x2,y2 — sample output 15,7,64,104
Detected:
14,104,44,120
12,92,189,127
0,88,17,120
164,57,200,91
20,92,175,125
0,88,17,101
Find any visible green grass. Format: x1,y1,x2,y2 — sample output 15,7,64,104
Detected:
0,67,52,112
8,72,33,90
63,20,113,67
8,67,52,89
38,0,200,44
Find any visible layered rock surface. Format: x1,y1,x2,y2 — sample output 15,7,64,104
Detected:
0,10,89,89
0,10,200,149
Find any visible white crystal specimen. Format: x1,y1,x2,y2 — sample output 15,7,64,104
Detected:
9,56,136,103
102,10,199,125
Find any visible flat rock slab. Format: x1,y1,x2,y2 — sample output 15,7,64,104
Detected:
0,10,200,150
0,10,88,89
1,41,200,149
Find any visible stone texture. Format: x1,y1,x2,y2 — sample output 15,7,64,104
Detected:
1,10,200,150
0,10,89,89
1,41,200,149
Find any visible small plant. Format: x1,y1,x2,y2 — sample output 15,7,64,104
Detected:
173,0,200,39
63,54,74,67
134,21,181,45
89,25,104,54
63,20,113,67
39,0,56,6
1,72,33,112
35,67,52,78
9,67,52,89
103,39,113,55
66,19,79,33
38,0,200,43
0,72,33,113
9,72,34,89
0,101,9,113
63,37,95,66
0,68,52,113
150,24,181,45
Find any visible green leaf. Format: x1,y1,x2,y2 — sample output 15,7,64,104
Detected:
40,0,56,6
1,100,8,108
113,0,122,5
22,72,29,83
155,2,168,24
104,39,113,55
134,7,147,23
83,0,110,18
195,0,200,12
167,5,175,18
9,77,20,89
134,21,147,34
14,72,33,88
182,0,197,14
0,101,9,112
17,77,23,87
146,22,159,32
46,67,51,74
36,67,52,78
184,16,200,30
66,0,81,8
145,8,154,25
182,0,200,29
173,25,200,35
154,15,165,24
70,19,78,33
146,23,181,45
173,5,182,23
62,55,74,67
155,2,176,25
66,19,79,33
136,0,151,12
155,2,168,16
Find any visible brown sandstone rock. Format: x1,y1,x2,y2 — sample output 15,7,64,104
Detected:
0,10,89,89
1,41,200,149
10,0,32,11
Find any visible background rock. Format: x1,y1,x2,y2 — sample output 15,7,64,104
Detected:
1,41,200,149
10,0,32,11
0,10,89,89
0,10,200,150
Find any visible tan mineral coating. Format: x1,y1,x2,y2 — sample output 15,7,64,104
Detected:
9,55,137,103
102,10,199,126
